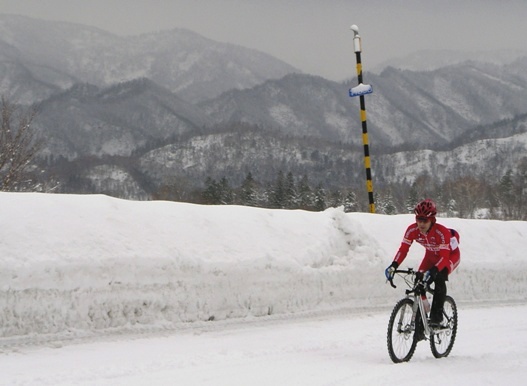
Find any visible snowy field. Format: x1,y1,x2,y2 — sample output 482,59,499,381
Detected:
1,192,526,384
2,304,527,385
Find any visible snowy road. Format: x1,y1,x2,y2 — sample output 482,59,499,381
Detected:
1,303,526,386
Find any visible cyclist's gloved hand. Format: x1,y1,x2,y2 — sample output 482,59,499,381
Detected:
424,266,438,284
385,261,399,280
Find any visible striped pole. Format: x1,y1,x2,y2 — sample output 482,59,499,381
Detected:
349,24,375,213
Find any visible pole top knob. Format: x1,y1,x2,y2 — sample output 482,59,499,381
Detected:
351,24,361,52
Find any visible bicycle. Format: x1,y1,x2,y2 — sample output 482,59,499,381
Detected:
386,268,458,363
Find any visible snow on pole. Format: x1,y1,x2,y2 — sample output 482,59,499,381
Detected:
349,24,375,214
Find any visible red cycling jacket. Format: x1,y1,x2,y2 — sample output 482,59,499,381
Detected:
393,222,460,274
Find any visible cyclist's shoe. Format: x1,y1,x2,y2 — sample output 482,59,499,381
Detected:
429,312,443,327
429,321,440,330
429,319,447,331
415,329,426,341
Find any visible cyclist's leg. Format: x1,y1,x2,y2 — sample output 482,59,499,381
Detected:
431,249,460,326
430,268,448,325
415,310,426,341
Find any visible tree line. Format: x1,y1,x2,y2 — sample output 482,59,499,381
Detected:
154,171,360,213
152,163,527,221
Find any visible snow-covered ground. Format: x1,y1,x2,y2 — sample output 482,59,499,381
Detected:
2,304,527,385
1,192,526,384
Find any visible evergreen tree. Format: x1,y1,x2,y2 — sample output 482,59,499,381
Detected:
218,176,234,205
405,183,419,213
240,172,259,207
262,181,274,208
383,191,397,215
516,158,527,220
343,191,358,213
314,183,326,211
284,171,298,209
298,174,313,210
374,192,388,214
202,177,221,204
498,169,515,219
271,170,286,209
327,189,343,209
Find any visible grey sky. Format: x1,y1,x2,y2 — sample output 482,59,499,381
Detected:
1,0,526,80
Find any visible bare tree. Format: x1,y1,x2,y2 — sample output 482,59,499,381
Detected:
0,96,42,191
451,176,487,219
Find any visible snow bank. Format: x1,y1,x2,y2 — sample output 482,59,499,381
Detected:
0,192,526,338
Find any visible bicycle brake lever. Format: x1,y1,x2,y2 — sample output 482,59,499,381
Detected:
388,278,397,288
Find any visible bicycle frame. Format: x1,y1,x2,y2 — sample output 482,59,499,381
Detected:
390,268,433,338
410,279,433,337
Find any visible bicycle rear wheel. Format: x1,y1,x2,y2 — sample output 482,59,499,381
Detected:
430,295,458,358
387,298,418,363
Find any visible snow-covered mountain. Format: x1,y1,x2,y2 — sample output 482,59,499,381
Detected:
372,48,527,73
202,64,527,149
33,66,527,199
2,14,527,202
0,14,299,103
34,78,212,160
377,127,527,185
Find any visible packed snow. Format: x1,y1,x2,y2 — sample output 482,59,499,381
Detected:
0,192,526,385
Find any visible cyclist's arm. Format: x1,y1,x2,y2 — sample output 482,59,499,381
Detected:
393,224,416,266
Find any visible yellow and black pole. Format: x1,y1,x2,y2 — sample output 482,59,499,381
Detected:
349,24,375,213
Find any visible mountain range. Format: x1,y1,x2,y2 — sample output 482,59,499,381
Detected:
1,14,526,200
0,14,298,104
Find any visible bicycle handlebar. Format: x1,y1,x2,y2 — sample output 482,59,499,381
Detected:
387,268,433,294
387,268,415,288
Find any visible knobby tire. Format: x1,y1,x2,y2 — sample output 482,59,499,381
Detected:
387,298,418,363
430,295,458,358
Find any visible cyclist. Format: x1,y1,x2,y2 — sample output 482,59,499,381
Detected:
385,199,460,328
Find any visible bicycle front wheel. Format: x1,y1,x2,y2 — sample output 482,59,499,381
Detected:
387,298,418,363
430,295,458,358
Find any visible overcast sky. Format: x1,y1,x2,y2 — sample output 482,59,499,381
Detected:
1,0,526,80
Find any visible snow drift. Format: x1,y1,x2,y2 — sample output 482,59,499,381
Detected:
1,192,526,338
